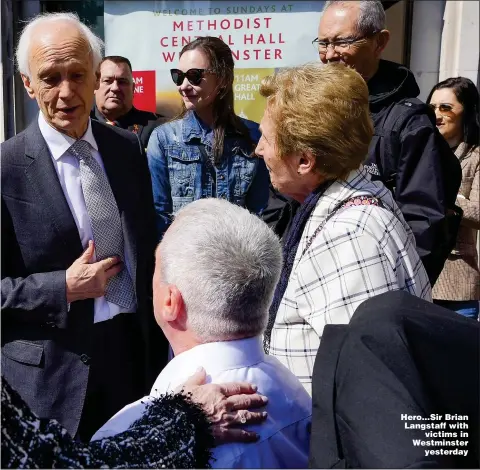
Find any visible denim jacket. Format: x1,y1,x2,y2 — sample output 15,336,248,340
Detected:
147,110,270,238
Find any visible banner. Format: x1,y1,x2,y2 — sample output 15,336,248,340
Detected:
105,1,323,123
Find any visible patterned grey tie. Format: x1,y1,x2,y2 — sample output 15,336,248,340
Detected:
70,139,135,310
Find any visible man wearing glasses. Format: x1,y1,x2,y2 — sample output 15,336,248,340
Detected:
313,0,462,287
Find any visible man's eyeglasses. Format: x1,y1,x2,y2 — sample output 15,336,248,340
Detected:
170,68,212,86
428,103,454,115
312,30,380,55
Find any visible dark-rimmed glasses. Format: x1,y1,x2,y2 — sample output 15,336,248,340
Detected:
312,30,380,55
170,68,212,86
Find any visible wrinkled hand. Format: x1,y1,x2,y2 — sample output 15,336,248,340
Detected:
66,240,123,303
177,367,268,444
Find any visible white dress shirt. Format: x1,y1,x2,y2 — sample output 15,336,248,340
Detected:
92,336,312,468
38,113,135,322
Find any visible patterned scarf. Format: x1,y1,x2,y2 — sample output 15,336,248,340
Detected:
263,180,334,353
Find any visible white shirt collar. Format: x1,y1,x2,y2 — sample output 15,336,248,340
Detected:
152,336,265,392
38,112,99,160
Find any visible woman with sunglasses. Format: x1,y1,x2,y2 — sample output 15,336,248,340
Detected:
427,77,480,320
147,36,269,239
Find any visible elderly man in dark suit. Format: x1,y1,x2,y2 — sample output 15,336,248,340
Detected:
0,12,167,442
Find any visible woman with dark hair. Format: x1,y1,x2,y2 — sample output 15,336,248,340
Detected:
147,36,269,239
427,77,480,319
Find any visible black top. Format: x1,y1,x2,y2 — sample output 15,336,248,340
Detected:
91,105,167,149
1,377,214,469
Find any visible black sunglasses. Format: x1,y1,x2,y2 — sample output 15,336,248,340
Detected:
170,68,212,86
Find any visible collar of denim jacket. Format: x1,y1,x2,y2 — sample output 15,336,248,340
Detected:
182,110,211,144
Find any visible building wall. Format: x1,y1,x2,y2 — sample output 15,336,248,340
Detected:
439,0,479,85
409,0,479,101
409,0,446,101
383,0,407,65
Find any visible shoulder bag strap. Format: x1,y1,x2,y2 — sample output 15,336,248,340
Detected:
300,196,386,259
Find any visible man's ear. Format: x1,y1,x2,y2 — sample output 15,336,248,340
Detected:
162,284,187,329
94,70,100,92
21,74,35,100
374,29,390,58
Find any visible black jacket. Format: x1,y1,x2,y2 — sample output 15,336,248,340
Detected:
1,377,213,468
91,105,167,149
309,291,479,468
365,60,462,282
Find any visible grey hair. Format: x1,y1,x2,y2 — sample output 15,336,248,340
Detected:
16,12,104,78
323,0,386,35
158,198,283,343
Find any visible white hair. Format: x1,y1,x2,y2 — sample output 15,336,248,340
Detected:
158,198,283,343
16,12,104,78
323,0,386,35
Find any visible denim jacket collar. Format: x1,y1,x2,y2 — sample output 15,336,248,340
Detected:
182,111,210,145
181,110,247,146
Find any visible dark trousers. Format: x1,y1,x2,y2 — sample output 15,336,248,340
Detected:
309,291,479,469
77,313,144,442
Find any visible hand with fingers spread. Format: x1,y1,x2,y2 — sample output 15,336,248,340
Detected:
177,367,268,445
66,240,123,303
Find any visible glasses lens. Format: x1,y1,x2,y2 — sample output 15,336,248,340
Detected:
170,69,183,86
186,69,204,86
312,39,327,54
318,44,328,54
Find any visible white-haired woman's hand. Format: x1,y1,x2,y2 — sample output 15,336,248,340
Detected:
177,367,268,444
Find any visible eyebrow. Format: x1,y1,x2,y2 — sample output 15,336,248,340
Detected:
101,75,131,81
259,127,269,140
317,35,355,42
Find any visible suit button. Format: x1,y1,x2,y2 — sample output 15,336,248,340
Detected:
218,174,225,180
80,354,91,365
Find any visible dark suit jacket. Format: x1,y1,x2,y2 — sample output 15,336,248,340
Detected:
1,118,168,436
309,291,479,469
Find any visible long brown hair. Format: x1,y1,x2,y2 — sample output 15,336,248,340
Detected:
178,37,254,165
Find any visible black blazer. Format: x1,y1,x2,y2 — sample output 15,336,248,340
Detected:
1,118,167,436
309,291,479,469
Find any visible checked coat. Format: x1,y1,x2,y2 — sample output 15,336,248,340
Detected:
268,167,432,395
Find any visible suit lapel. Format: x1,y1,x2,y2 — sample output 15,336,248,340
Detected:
24,119,83,256
92,121,138,286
